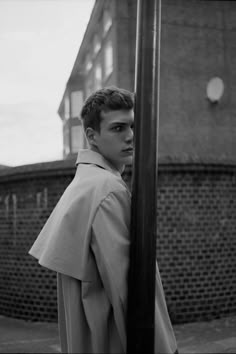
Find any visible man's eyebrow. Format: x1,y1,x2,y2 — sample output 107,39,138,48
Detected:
109,121,127,126
110,120,134,126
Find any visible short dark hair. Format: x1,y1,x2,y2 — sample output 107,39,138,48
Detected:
80,86,134,132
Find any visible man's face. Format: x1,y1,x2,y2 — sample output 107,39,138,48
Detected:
93,109,134,172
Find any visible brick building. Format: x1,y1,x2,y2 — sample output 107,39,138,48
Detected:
58,0,236,165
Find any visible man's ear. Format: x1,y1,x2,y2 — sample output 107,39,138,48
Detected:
85,127,98,147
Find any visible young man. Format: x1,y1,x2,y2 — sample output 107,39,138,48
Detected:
29,86,177,354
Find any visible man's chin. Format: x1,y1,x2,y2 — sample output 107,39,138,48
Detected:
124,155,133,165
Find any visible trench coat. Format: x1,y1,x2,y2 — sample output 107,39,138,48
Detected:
29,149,177,354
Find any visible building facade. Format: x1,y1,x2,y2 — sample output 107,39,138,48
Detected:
58,0,136,159
58,0,236,165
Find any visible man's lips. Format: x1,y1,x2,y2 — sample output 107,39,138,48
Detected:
122,147,134,154
122,147,133,152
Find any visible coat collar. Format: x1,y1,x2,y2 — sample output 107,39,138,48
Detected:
76,149,122,177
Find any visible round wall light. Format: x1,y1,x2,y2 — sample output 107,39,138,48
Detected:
206,77,224,103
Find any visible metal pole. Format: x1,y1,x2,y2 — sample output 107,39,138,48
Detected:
127,0,161,353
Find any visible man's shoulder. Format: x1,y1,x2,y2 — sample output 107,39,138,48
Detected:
79,164,129,195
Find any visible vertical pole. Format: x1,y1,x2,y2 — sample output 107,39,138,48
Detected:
127,0,161,353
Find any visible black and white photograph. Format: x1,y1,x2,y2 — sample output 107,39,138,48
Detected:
0,1,236,353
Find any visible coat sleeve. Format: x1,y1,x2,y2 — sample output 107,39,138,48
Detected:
90,188,131,351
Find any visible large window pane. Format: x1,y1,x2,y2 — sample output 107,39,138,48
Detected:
103,10,112,34
64,126,70,155
94,34,101,55
104,41,113,78
71,125,84,153
71,91,83,118
85,54,92,72
94,64,102,90
64,97,70,120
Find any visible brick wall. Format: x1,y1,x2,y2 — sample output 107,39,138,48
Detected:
0,160,75,322
156,163,236,323
0,160,236,324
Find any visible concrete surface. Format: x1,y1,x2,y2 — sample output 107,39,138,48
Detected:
0,314,236,353
175,315,236,353
0,316,59,353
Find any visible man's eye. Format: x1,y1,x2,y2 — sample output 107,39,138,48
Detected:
112,126,122,132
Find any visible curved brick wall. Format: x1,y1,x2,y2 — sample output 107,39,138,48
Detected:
0,159,75,322
156,163,236,323
0,160,236,324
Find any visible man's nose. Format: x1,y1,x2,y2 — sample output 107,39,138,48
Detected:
125,127,134,142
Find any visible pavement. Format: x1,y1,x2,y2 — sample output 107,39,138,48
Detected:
0,314,236,353
174,316,236,353
0,316,59,353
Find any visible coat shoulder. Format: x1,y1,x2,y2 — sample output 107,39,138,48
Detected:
78,164,130,197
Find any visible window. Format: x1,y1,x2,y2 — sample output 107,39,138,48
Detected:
104,41,113,78
64,97,70,120
94,34,101,55
71,91,83,118
103,10,112,34
85,72,94,99
64,126,70,155
85,54,92,72
94,64,102,90
71,125,85,153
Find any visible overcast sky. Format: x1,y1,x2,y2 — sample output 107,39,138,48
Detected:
0,0,95,167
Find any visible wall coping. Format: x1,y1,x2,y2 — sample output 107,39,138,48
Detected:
158,156,236,173
1,157,236,183
0,159,76,182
